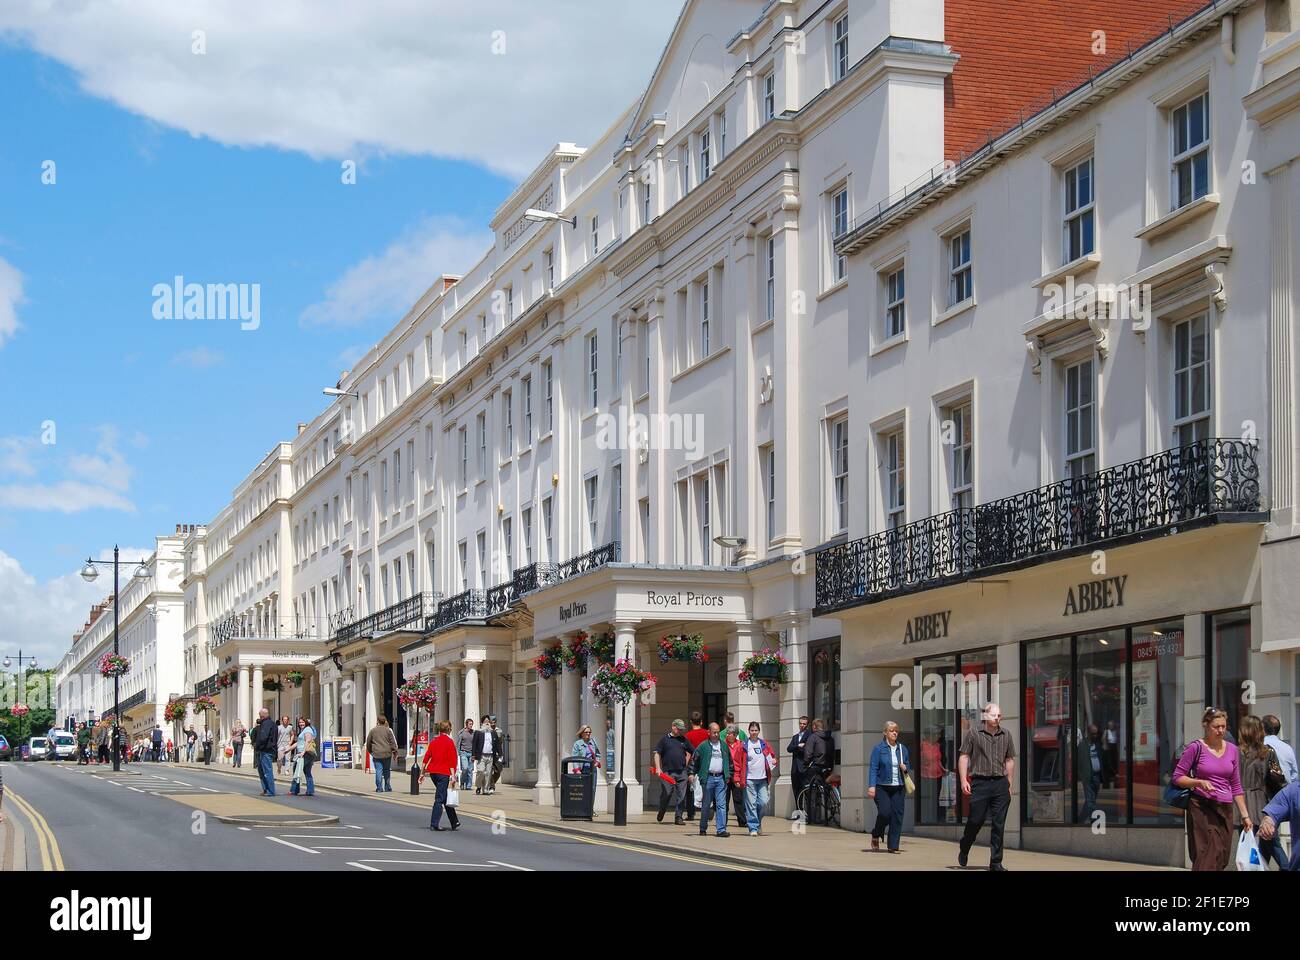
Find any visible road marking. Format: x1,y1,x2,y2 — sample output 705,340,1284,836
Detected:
347,859,492,867
310,845,447,852
265,836,320,855
171,780,193,786
280,834,388,840
127,787,144,793
4,787,65,871
346,861,382,872
383,834,451,852
487,860,533,871
238,826,251,831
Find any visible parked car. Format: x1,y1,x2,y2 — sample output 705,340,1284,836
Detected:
0,734,12,761
27,736,50,761
50,732,77,760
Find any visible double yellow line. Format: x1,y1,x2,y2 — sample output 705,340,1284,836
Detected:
4,786,65,871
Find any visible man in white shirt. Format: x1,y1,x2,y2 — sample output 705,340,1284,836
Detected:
1264,715,1299,784
473,715,497,795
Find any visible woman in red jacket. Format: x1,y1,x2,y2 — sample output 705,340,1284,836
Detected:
419,720,462,831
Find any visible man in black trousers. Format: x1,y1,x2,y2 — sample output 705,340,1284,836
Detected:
785,715,810,818
957,703,1016,871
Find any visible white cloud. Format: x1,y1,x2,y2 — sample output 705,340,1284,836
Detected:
67,424,132,493
0,255,24,348
0,1,682,178
0,424,137,513
300,215,491,328
0,436,38,477
0,547,155,668
0,481,136,513
172,346,225,368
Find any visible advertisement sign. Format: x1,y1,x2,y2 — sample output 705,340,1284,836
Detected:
322,740,334,768
1131,659,1157,762
333,736,353,766
1045,679,1070,724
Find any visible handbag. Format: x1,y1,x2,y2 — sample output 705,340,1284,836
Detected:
1265,747,1286,798
903,773,916,796
1163,740,1203,810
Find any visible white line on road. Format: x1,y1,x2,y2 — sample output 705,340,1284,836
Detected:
127,787,144,793
348,859,493,867
384,834,452,852
310,846,451,853
280,835,390,840
347,862,382,872
170,780,192,786
488,860,533,872
199,787,221,793
238,827,251,831
265,836,320,855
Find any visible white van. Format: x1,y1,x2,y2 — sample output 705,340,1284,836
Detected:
50,731,77,760
27,736,50,760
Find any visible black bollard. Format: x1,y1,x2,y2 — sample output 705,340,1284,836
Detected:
410,761,421,795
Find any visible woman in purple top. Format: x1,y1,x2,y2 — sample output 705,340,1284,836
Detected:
1173,707,1254,871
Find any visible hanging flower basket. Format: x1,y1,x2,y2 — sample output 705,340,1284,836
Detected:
163,699,188,723
193,695,218,713
738,648,790,691
10,703,29,718
284,671,304,688
589,659,657,706
658,633,708,664
263,679,283,692
397,672,439,712
533,644,564,680
99,653,131,679
216,669,237,689
561,632,591,672
589,632,616,666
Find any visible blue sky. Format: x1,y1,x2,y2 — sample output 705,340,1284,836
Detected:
0,0,682,663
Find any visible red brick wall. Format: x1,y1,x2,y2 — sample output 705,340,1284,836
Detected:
945,0,1213,159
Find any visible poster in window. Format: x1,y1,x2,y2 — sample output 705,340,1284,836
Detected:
1045,678,1070,723
1131,658,1157,762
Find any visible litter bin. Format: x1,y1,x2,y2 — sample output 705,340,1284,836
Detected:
560,756,597,821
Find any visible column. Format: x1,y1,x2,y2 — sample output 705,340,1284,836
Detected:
774,612,810,816
727,621,764,731
251,665,264,722
365,662,381,730
560,650,580,759
996,642,1023,853
771,192,803,553
610,620,643,813
237,666,251,733
321,680,334,741
730,224,759,564
448,666,463,731
350,668,365,764
434,670,449,725
534,664,558,805
463,661,481,726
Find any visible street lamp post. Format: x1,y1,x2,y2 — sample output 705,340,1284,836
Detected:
80,547,151,773
2,651,38,756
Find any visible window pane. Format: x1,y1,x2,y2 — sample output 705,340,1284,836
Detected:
1076,630,1127,825
1211,609,1251,738
918,655,958,825
1131,620,1186,824
1025,637,1072,823
956,648,998,820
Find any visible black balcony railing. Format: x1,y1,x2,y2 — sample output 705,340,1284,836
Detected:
335,592,438,644
429,589,487,631
512,561,559,596
556,540,621,580
815,439,1262,614
485,579,519,617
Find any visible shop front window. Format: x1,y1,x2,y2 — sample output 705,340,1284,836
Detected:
1209,609,1251,739
809,640,841,731
1025,637,1072,824
918,655,957,825
1131,620,1185,824
1076,630,1126,825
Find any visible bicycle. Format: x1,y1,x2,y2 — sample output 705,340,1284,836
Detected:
797,769,841,827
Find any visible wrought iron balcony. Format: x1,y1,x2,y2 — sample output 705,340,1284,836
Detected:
556,540,621,580
815,439,1262,615
485,579,519,617
335,592,439,644
512,561,559,596
428,589,487,631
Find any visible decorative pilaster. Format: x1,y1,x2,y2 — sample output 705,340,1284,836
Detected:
534,664,558,804
773,611,810,815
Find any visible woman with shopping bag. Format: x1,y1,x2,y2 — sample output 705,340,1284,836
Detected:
419,720,461,832
1173,708,1253,870
868,720,912,854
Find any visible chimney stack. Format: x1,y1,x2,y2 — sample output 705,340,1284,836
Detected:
297,422,308,436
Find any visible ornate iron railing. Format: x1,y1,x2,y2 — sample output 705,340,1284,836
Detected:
512,562,560,596
428,589,487,631
815,439,1262,614
556,540,621,580
484,579,519,616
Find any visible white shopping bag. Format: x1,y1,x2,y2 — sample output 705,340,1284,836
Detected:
1235,829,1267,871
446,785,461,808
693,776,703,806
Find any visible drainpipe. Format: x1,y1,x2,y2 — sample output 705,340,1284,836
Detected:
1221,14,1236,65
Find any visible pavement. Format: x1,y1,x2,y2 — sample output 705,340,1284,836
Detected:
0,759,727,872
141,756,1168,871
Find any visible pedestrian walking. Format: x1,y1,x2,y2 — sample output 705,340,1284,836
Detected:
1238,714,1286,870
785,716,810,820
472,715,502,795
202,728,213,765
252,708,279,796
231,722,247,768
741,722,778,836
1258,780,1300,871
487,716,506,791
691,723,732,838
289,717,318,796
276,715,294,775
365,715,399,792
420,720,461,832
725,725,748,830
150,724,164,762
456,718,475,791
683,711,708,822
95,723,110,765
652,719,693,825
571,724,601,774
1173,707,1252,871
77,723,92,765
957,702,1016,871
184,727,198,763
1263,715,1299,784
868,720,910,854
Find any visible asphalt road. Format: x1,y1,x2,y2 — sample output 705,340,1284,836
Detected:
0,759,726,872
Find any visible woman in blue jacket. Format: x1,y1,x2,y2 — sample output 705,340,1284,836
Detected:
868,721,910,853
